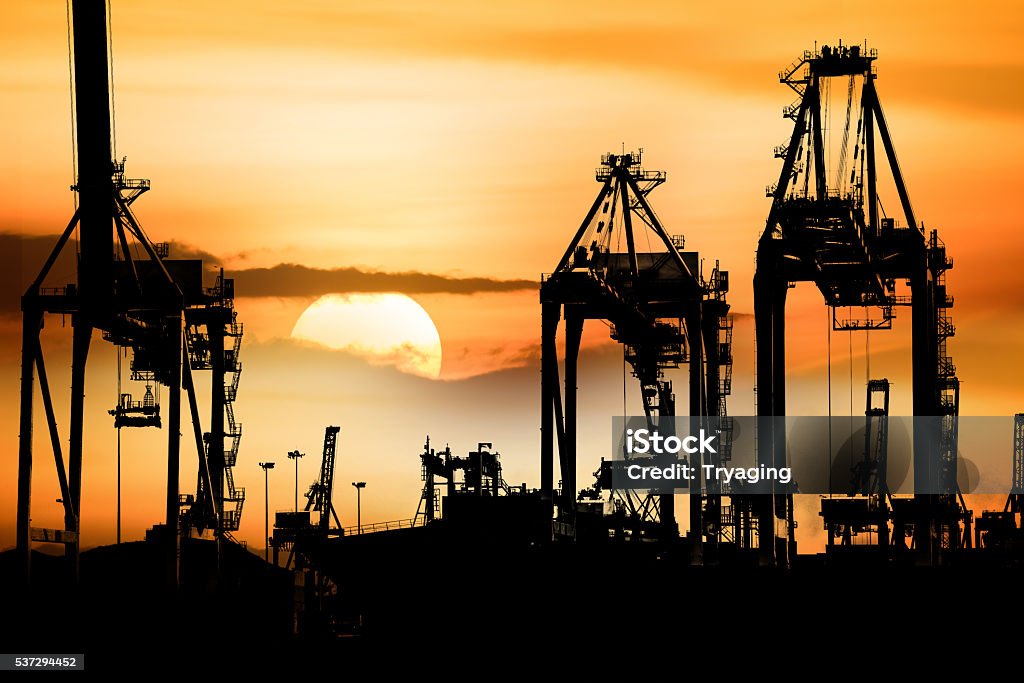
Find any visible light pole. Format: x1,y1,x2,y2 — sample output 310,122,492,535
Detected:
352,481,366,534
259,461,275,562
286,450,304,512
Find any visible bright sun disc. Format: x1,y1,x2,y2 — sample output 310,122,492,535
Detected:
290,293,442,378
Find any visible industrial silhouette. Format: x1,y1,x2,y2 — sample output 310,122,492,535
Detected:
15,0,246,591
3,1,1023,668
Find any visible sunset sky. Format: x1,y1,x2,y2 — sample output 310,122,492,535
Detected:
2,1,1023,553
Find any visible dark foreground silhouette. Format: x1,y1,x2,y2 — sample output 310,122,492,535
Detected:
2,532,1022,671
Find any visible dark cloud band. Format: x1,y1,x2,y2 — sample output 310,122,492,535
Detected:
0,232,536,317
227,263,535,297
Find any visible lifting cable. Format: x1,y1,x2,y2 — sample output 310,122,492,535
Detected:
622,345,627,420
849,322,854,477
865,328,870,387
116,345,123,544
835,75,855,193
859,107,867,202
700,292,708,421
822,76,830,190
801,119,811,198
827,306,832,498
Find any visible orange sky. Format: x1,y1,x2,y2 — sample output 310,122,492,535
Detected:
2,1,1023,553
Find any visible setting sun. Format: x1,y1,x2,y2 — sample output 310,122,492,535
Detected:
290,293,442,378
